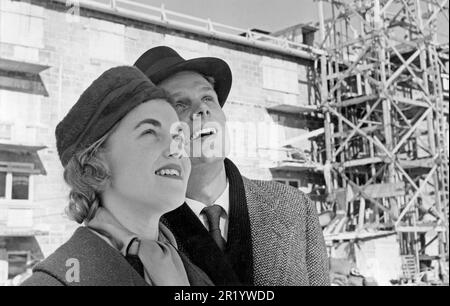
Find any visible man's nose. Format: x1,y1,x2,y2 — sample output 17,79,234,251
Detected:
191,103,210,121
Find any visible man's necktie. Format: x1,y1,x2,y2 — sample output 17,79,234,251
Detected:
201,204,226,251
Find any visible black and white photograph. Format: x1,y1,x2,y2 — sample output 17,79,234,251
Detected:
0,0,448,291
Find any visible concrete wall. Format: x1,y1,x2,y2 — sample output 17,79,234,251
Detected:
0,0,319,254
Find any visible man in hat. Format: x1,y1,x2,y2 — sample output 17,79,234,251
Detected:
134,46,330,286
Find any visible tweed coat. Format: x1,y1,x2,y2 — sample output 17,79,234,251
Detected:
243,177,330,285
163,159,330,286
21,227,213,286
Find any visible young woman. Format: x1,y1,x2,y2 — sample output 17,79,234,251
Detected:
22,66,212,286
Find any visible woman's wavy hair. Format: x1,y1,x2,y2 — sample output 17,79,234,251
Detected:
63,130,113,224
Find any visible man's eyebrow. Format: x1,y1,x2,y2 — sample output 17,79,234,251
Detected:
170,84,214,100
171,91,184,100
134,118,161,130
200,85,214,92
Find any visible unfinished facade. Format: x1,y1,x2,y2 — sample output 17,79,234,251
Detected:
315,0,449,284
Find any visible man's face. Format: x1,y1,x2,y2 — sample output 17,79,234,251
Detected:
158,71,230,166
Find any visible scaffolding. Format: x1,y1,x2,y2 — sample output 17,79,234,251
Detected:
315,0,449,284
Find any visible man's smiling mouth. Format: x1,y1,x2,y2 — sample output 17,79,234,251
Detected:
191,127,217,141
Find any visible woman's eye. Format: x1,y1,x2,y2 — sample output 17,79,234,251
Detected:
142,129,156,136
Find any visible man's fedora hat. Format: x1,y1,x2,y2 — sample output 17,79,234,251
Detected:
134,46,232,107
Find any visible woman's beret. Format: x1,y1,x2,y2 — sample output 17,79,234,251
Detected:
56,66,168,167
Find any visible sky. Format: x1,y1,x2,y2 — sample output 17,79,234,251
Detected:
135,0,321,33
132,0,448,42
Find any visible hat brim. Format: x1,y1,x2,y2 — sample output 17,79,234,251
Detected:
146,57,232,107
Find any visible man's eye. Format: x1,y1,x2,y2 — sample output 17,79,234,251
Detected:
175,103,188,111
203,96,213,102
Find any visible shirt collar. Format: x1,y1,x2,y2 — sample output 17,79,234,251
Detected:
185,181,230,218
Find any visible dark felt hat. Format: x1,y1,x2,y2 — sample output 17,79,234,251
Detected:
134,46,232,107
56,66,167,167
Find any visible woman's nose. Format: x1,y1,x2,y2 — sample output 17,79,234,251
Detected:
168,148,183,159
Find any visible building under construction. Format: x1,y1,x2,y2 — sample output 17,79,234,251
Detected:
311,0,449,285
0,0,448,285
256,0,449,285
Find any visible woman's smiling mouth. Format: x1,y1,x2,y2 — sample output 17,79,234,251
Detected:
155,164,183,180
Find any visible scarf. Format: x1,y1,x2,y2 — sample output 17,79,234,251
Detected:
87,207,190,286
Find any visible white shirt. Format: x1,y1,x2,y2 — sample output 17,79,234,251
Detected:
185,182,230,241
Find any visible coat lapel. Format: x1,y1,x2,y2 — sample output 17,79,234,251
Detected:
161,203,241,285
242,178,291,285
178,251,215,286
224,158,254,285
33,227,148,286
